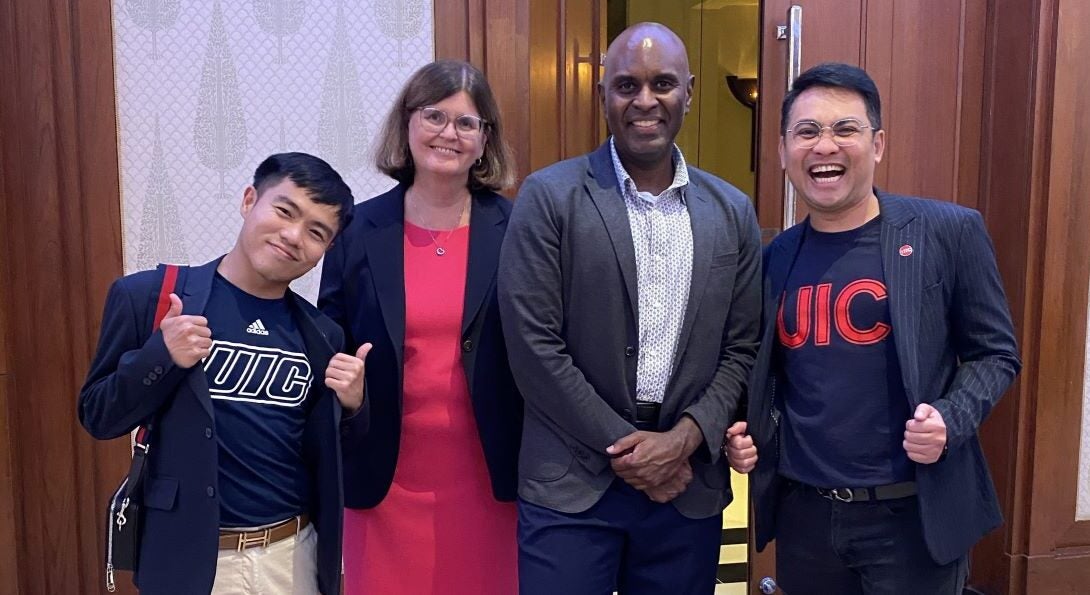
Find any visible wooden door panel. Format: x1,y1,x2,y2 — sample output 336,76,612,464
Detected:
756,0,982,233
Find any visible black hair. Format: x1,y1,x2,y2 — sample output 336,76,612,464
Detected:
252,152,354,234
781,62,882,134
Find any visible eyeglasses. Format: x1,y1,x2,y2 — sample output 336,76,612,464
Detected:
415,107,488,136
786,118,873,149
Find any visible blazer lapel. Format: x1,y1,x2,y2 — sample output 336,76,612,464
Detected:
361,186,407,372
585,143,640,319
181,258,221,419
462,191,506,334
767,223,806,326
878,192,924,406
287,292,339,425
669,187,714,374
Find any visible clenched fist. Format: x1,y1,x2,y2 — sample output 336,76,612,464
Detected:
904,403,947,464
325,343,372,413
723,421,758,473
160,293,212,368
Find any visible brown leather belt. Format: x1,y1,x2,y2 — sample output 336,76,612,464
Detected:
219,514,309,551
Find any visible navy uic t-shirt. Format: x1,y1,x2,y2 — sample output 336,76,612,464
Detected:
202,273,313,527
775,217,914,488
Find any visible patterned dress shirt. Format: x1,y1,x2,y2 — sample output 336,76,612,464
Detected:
609,138,694,404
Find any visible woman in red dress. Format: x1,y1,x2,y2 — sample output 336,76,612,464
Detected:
318,60,522,595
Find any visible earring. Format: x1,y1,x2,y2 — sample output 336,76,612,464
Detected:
475,158,483,167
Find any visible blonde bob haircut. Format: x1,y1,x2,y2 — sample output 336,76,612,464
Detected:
374,60,515,191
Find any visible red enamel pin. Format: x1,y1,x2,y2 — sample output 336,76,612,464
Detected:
899,244,914,257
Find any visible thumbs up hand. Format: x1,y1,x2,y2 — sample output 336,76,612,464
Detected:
326,343,372,414
903,403,948,464
159,293,212,368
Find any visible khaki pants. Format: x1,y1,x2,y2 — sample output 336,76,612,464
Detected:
211,523,319,595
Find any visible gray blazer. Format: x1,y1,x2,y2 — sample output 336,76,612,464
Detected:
498,142,762,519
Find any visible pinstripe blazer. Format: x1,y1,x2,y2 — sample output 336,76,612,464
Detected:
746,191,1021,565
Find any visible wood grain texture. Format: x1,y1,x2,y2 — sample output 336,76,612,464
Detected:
1024,0,1090,561
0,0,128,592
756,0,983,231
970,0,1044,588
0,0,17,586
436,0,530,192
973,0,1090,591
528,0,562,172
484,0,530,190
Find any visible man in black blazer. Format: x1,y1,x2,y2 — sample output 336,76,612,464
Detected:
79,153,367,594
726,63,1021,594
499,22,761,595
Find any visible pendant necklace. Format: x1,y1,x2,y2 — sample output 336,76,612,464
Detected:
414,194,468,256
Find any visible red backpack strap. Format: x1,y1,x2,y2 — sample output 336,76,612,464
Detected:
133,264,181,450
152,264,180,332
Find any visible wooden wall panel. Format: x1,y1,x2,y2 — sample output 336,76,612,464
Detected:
526,0,606,173
756,0,983,231
435,0,530,191
0,373,18,595
870,0,984,210
0,0,128,592
1024,0,1090,566
528,0,562,173
968,0,1044,590
974,0,1090,592
484,0,531,188
0,0,16,584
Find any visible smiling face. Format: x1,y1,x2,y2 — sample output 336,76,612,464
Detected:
779,86,885,228
407,90,488,182
235,177,340,288
600,26,694,172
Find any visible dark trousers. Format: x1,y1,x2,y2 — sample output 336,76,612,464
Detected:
517,479,721,595
775,480,967,595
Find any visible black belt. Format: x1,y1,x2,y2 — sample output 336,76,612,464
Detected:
634,402,660,430
810,481,917,503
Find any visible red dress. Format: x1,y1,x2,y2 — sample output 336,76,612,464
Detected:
342,221,518,595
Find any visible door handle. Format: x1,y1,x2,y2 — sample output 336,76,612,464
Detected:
783,5,802,230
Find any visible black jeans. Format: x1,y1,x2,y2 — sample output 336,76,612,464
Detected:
775,480,967,595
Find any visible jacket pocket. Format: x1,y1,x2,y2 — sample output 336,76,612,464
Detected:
143,476,179,511
710,250,739,269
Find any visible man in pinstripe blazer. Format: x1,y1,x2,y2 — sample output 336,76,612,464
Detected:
725,63,1021,593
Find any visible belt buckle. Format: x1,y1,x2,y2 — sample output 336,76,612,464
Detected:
236,528,272,551
818,487,854,503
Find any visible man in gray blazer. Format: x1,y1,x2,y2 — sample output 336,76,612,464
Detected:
498,22,761,595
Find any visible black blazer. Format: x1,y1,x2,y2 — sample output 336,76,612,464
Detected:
318,183,523,508
746,192,1021,565
79,259,346,595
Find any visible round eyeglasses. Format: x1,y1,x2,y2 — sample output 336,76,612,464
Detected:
415,106,488,136
786,118,873,149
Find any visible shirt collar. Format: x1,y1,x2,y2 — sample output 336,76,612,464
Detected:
609,137,690,204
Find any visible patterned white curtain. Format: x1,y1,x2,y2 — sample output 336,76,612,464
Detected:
113,0,433,302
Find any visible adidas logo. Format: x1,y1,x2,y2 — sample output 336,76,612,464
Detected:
246,319,269,336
